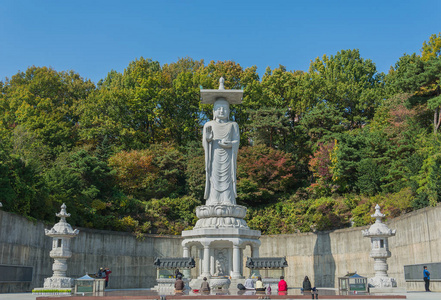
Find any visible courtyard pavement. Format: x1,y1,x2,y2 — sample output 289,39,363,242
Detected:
0,290,439,300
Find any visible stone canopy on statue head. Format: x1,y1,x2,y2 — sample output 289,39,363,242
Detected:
200,77,243,104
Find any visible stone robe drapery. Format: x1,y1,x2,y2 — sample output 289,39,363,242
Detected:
203,120,240,205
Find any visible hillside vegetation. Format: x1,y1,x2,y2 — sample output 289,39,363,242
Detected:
1,33,440,236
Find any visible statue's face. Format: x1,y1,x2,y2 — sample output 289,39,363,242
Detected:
213,99,230,120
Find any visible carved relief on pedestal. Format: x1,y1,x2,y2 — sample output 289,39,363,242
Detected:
368,277,397,288
214,249,229,276
44,277,73,289
194,217,249,229
196,204,247,219
194,204,249,229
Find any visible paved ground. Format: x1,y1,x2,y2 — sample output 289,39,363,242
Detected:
0,290,438,300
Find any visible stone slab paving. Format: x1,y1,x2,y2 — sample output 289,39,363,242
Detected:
0,290,439,300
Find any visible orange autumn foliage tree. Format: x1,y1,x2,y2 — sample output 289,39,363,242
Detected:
236,145,297,206
108,150,158,199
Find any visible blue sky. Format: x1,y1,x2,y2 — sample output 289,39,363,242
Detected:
1,0,440,84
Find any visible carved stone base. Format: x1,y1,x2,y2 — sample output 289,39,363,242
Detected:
368,276,397,288
44,277,73,288
153,278,191,291
209,277,231,289
196,205,247,219
194,204,250,229
194,217,248,229
369,287,407,293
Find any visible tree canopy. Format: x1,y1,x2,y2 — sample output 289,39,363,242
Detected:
1,33,440,235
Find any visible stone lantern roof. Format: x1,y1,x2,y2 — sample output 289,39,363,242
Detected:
44,203,79,237
153,257,196,269
362,204,396,237
245,257,288,269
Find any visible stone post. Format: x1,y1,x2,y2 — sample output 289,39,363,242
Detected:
250,243,261,278
183,246,189,258
232,244,242,279
201,244,211,278
362,204,397,288
182,245,191,278
44,203,79,288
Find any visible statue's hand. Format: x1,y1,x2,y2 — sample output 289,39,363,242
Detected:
219,139,232,148
206,126,213,142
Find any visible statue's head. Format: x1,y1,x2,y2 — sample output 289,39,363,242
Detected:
213,98,230,121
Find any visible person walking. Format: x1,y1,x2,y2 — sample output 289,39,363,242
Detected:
423,266,431,292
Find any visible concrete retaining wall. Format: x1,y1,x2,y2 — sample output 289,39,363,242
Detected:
257,205,441,291
1,204,440,292
0,211,182,292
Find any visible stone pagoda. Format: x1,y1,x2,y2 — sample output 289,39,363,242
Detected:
361,204,400,291
43,203,79,289
182,78,261,288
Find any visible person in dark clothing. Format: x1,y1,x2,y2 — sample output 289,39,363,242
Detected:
174,274,185,293
303,276,318,299
96,267,104,278
423,266,431,292
175,268,183,278
200,277,210,294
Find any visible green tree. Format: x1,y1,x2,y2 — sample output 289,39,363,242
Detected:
1,67,95,157
144,196,200,234
246,107,292,149
389,38,441,134
158,63,203,145
300,102,346,148
109,143,185,201
183,140,205,200
421,32,441,61
44,149,115,227
412,136,441,206
301,49,385,128
0,144,50,221
79,58,164,150
260,65,302,108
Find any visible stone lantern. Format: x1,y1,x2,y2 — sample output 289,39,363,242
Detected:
361,204,397,289
43,203,79,288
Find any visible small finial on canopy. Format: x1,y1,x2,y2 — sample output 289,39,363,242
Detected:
200,77,243,104
219,77,225,90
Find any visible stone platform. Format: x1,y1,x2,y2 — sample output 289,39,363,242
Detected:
369,287,407,294
34,288,408,299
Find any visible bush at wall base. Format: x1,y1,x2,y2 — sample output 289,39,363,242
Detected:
32,288,72,295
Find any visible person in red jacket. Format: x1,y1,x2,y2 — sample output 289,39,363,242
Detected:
278,276,288,295
104,267,112,288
